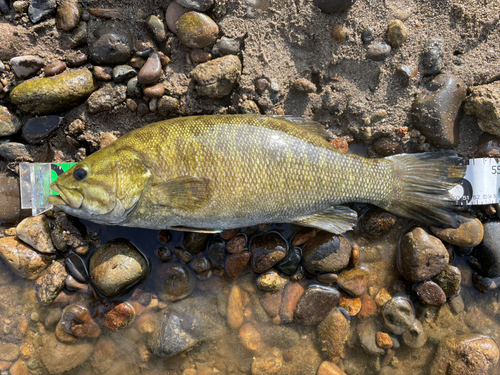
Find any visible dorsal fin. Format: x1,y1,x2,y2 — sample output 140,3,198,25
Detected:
268,115,330,140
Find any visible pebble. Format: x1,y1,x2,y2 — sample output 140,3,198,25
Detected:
0,237,54,280
472,274,500,292
421,39,444,75
430,334,499,375
158,95,180,116
35,260,68,305
207,237,226,267
126,98,138,112
275,246,300,276
147,15,166,42
176,0,213,11
317,361,346,375
28,0,56,23
250,232,287,273
362,28,374,44
214,36,241,55
9,69,98,114
44,61,67,76
137,102,149,116
339,295,362,316
60,304,101,338
0,173,22,224
413,280,447,306
396,64,414,85
137,52,162,85
89,239,149,297
397,227,449,283
239,322,260,351
0,343,20,361
376,332,393,349
0,142,43,161
143,83,165,98
337,266,371,297
10,55,44,79
412,74,466,148
176,11,219,49
226,233,246,254
16,215,55,253
156,247,173,262
331,24,347,42
0,106,21,136
358,294,377,318
476,133,500,158
92,66,112,82
191,257,212,278
112,65,136,83
402,320,427,348
362,208,396,238
87,83,127,114
386,20,407,48
190,48,212,63
165,2,189,33
221,228,240,240
367,42,391,61
102,301,136,330
313,0,356,13
66,51,87,67
431,214,483,247
190,55,242,98
251,347,283,375
357,318,385,355
279,282,304,323
301,232,351,273
22,115,63,144
317,307,349,361
226,250,250,278
256,270,288,292
260,289,282,317
56,0,81,31
469,221,500,278
294,285,341,325
292,78,316,93
227,284,244,329
174,247,193,263
90,22,134,65
433,265,461,297
154,262,195,302
465,81,500,136
41,333,93,374
382,296,415,335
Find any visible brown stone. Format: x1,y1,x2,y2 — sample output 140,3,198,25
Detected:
413,280,447,306
227,234,247,254
374,288,391,306
226,250,250,278
317,308,349,361
137,52,162,85
102,301,136,330
221,228,240,240
291,228,317,246
279,282,304,323
358,294,377,318
430,214,484,248
44,61,67,76
317,361,346,375
35,260,68,305
337,266,371,297
227,285,244,329
16,215,56,254
339,295,362,316
251,347,283,375
295,285,341,326
9,360,31,375
143,83,165,99
259,290,283,317
239,322,261,351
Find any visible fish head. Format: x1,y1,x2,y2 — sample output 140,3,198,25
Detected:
48,148,151,224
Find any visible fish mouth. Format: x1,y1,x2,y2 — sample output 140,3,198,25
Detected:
48,183,83,209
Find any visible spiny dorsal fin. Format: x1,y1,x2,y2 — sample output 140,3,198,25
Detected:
293,206,358,234
150,176,213,210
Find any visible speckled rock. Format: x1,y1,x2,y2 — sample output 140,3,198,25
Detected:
56,0,82,31
476,133,500,158
313,0,356,13
176,11,218,48
398,227,449,283
87,83,127,114
183,232,209,253
0,173,22,224
0,106,22,137
412,74,466,148
279,282,304,323
0,237,54,280
227,284,244,329
102,301,136,330
0,142,47,162
214,36,241,55
226,250,250,278
337,266,370,297
421,39,444,75
251,347,283,375
465,81,500,137
256,270,288,292
60,304,101,338
22,115,63,144
294,285,340,325
386,20,407,48
28,0,56,23
9,69,98,114
10,55,44,79
239,322,261,351
317,308,350,361
362,208,397,238
90,22,134,65
431,214,483,247
89,239,148,297
402,320,427,348
16,215,55,254
469,221,500,278
413,280,447,306
301,232,351,273
40,333,93,374
158,95,180,116
137,52,162,85
382,296,414,335
430,334,499,375
154,262,195,302
317,361,346,375
0,342,20,361
35,260,68,305
367,42,391,61
191,55,242,98
433,265,461,297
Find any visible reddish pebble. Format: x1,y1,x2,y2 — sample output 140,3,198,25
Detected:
329,138,348,152
279,282,304,323
190,49,212,63
227,234,247,254
66,52,87,67
225,250,250,278
259,289,283,317
137,103,149,116
126,98,138,112
358,294,377,318
93,66,112,81
102,301,136,330
44,61,67,76
351,243,361,266
339,294,362,316
158,51,170,66
376,332,393,349
143,83,165,98
221,228,240,240
137,52,162,85
291,228,316,246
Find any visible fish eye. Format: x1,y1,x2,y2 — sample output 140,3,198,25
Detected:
73,167,87,180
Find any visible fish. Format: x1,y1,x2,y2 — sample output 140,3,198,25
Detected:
48,115,466,234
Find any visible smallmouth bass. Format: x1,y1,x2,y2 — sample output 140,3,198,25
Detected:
49,115,465,233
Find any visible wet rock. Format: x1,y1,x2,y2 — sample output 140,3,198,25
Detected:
226,250,250,278
359,294,377,318
313,0,356,13
0,237,54,280
147,15,166,42
22,115,63,144
239,322,260,351
165,2,189,33
469,221,500,278
150,296,226,357
430,334,499,375
0,106,21,136
402,320,427,348
291,264,306,282
137,52,162,85
421,39,444,75
433,265,461,297
154,262,195,302
35,260,67,305
10,69,98,115
156,246,173,262
89,239,148,297
66,51,87,67
317,308,350,361
183,232,210,253
249,233,287,274
476,133,500,158
41,333,93,374
143,83,165,98
90,22,134,65
357,318,385,355
56,0,81,31
386,20,407,48
174,247,193,263
0,142,47,162
301,232,351,273
191,55,242,98
87,83,127,114
280,282,304,323
157,95,179,116
472,274,500,292
10,55,44,80
362,208,396,238
337,266,370,297
15,215,55,253
431,214,483,247
317,361,346,375
0,342,20,361
256,270,288,292
295,285,340,326
412,74,466,148
465,81,500,136
339,295,361,316
67,21,87,48
191,257,212,277
227,284,244,329
102,301,135,330
112,65,136,83
214,36,240,55
277,246,301,275
28,0,56,23
60,304,101,338
292,78,316,93
90,338,115,374
398,227,449,283
251,347,283,375
413,280,446,306
376,332,393,349
176,11,218,48
227,233,247,254
367,42,391,61
260,290,282,317
176,0,213,11
382,296,415,335
207,237,225,267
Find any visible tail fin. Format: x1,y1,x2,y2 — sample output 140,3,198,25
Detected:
383,152,466,228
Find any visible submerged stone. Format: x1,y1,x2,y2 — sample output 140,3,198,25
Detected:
154,262,195,302
382,296,415,335
35,260,68,305
294,285,341,325
301,232,350,273
250,232,287,273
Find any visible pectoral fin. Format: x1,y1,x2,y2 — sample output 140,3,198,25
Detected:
169,226,222,233
150,176,213,210
293,206,358,234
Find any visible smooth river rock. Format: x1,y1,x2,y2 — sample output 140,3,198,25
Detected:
294,285,340,325
382,296,415,335
250,232,287,273
191,55,242,98
41,333,93,374
154,262,195,302
301,232,350,273
469,221,500,278
317,308,350,361
0,106,22,137
430,214,483,248
16,214,55,254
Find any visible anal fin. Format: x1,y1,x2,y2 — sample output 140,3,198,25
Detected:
293,206,358,234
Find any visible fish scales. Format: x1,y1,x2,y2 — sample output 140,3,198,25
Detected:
49,115,465,233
